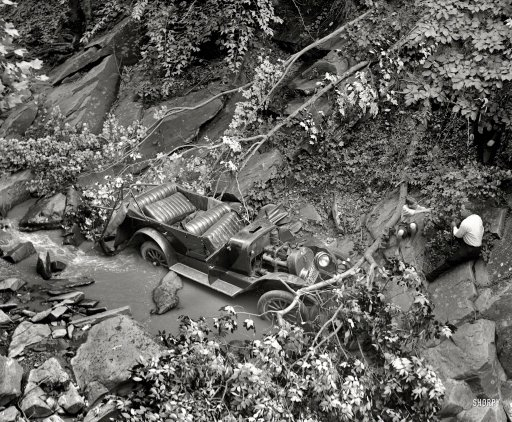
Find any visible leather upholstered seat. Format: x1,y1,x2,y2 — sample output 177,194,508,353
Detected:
143,192,196,224
132,183,177,211
202,212,242,253
183,203,232,235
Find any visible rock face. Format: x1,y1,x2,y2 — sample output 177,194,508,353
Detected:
0,169,33,217
152,271,183,314
0,356,23,406
487,217,512,283
19,193,67,231
439,379,474,417
9,321,52,357
0,406,21,422
427,261,477,324
71,315,162,393
45,55,120,134
217,149,284,201
140,87,224,159
58,383,85,415
423,319,505,400
0,101,38,139
52,18,139,85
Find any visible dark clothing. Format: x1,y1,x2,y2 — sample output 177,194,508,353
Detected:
426,238,481,282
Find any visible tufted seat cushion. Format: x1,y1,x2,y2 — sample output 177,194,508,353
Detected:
132,183,177,211
183,203,232,235
202,212,242,253
143,192,196,224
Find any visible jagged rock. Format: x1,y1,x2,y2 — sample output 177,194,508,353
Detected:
481,207,507,239
299,203,323,223
0,308,12,324
52,328,67,339
31,308,53,323
216,149,284,202
42,416,66,422
50,306,69,320
0,356,23,406
71,306,131,328
45,55,120,134
3,241,36,264
0,101,38,139
62,223,86,247
501,380,512,421
477,284,512,320
37,251,52,280
0,277,26,292
21,358,70,418
9,321,52,357
0,170,33,217
84,380,109,406
366,190,399,239
152,271,183,314
474,259,491,287
71,315,162,392
50,261,67,273
20,193,67,231
47,291,84,304
79,299,99,308
423,319,504,399
58,383,84,415
427,262,477,324
0,406,21,422
496,316,512,378
439,379,474,417
456,402,507,421
83,400,119,422
85,307,107,315
140,87,224,159
20,386,53,419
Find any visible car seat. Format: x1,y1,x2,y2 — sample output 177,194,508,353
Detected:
183,203,232,235
202,212,242,253
143,192,196,225
132,183,177,212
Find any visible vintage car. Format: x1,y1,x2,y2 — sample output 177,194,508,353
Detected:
114,183,345,323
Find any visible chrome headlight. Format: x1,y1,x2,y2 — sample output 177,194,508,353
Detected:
314,252,331,268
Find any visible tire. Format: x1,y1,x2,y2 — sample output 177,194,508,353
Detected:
140,240,168,267
257,290,308,325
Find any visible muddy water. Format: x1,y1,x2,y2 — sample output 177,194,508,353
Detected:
6,200,270,339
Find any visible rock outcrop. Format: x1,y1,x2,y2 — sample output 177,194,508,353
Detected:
71,314,162,394
19,193,67,231
45,55,120,134
0,101,38,139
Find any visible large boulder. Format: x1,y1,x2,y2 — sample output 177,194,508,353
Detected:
45,55,120,134
0,101,38,139
427,262,477,324
71,315,162,393
438,379,474,418
423,319,505,399
216,149,284,201
0,356,23,406
52,18,139,85
152,271,183,314
139,87,224,159
19,193,66,231
0,170,33,217
9,321,52,357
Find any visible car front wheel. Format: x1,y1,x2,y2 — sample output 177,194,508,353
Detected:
140,240,168,267
257,290,308,325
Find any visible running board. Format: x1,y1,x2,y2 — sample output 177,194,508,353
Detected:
170,263,243,297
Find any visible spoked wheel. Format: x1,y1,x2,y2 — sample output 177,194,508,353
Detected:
140,241,168,267
257,290,308,325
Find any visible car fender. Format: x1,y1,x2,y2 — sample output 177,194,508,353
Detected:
129,227,178,266
253,272,307,293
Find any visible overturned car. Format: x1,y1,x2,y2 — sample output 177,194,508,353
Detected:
113,183,346,322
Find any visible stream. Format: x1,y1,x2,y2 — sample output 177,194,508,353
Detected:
5,199,269,339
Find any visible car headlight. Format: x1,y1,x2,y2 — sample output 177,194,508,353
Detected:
315,252,331,268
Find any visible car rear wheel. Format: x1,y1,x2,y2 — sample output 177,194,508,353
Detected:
140,240,168,267
257,290,308,325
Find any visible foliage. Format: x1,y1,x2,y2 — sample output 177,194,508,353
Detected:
0,1,45,114
114,264,446,421
0,110,145,196
124,0,282,99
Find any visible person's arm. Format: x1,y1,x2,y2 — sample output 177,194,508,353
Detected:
453,219,468,238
